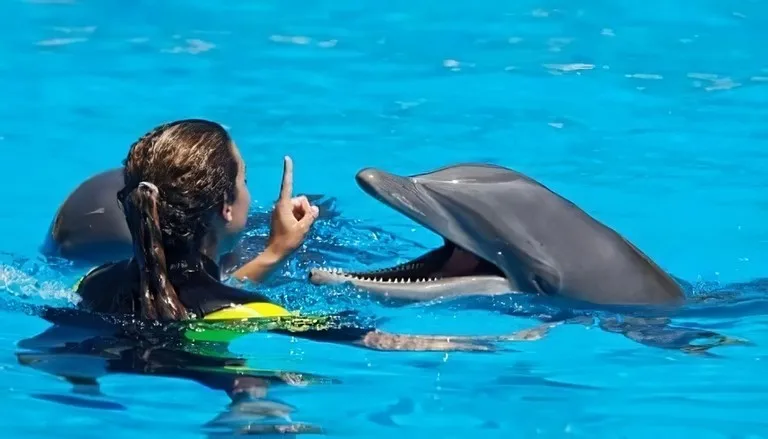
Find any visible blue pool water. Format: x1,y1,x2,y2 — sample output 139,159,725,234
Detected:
2,0,768,437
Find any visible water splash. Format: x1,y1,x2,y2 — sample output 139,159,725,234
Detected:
0,252,79,306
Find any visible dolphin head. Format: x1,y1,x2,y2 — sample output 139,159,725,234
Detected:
310,163,685,306
309,163,541,301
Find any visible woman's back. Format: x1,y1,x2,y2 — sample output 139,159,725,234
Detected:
76,254,272,318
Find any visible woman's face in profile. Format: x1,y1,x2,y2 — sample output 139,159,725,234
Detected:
219,141,251,254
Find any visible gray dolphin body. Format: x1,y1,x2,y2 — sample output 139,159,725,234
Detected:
41,168,132,265
310,163,685,306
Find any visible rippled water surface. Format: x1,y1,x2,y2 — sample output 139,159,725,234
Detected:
2,0,768,437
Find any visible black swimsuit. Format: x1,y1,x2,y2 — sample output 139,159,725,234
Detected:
75,254,372,342
76,254,272,316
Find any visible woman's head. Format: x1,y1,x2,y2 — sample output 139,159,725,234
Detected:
121,119,250,253
118,119,251,320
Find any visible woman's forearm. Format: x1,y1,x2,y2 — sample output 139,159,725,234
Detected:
355,330,496,352
231,246,289,283
355,323,558,352
283,323,559,353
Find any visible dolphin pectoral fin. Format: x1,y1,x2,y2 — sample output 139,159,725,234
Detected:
514,240,563,296
530,274,555,295
528,260,562,296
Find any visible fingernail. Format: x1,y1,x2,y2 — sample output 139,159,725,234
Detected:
312,206,319,216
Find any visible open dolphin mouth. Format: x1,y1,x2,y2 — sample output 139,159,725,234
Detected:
310,240,504,284
308,167,514,301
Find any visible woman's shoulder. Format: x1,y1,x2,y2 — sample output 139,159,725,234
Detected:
72,259,137,314
74,259,135,301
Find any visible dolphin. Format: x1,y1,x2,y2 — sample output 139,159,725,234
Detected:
41,168,132,265
309,163,686,307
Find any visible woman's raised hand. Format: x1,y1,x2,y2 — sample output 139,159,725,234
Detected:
266,156,320,257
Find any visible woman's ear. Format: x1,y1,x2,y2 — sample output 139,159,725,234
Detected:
221,202,234,223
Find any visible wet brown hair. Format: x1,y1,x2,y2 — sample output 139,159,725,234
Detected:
117,119,239,321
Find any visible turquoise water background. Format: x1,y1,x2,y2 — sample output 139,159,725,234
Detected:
2,0,768,437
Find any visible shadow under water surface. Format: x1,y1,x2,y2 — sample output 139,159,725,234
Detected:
16,307,342,436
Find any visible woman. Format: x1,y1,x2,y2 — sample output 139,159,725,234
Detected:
74,119,548,352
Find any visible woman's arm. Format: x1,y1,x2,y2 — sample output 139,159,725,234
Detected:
232,157,318,284
266,314,560,353
355,323,558,352
231,246,287,283
192,307,558,352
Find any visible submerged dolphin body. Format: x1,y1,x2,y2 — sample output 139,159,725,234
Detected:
310,163,685,307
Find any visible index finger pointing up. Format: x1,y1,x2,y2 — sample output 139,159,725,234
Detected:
279,156,294,201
